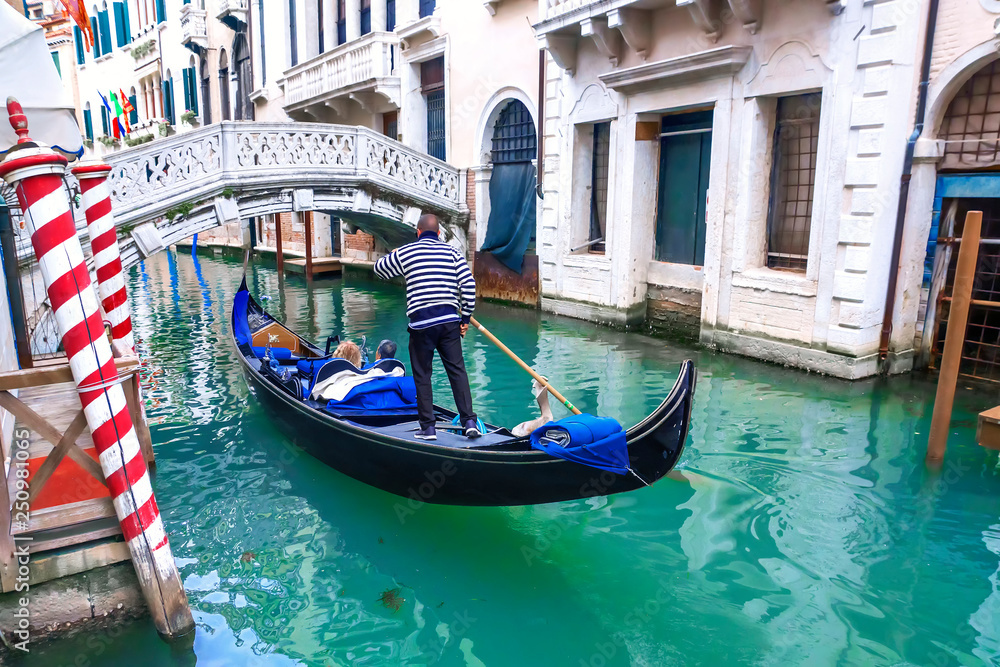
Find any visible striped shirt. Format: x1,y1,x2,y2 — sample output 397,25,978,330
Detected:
374,231,476,330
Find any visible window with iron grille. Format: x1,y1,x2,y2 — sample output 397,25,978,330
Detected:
421,57,445,161
361,0,371,35
940,59,1000,168
419,0,435,18
766,93,821,271
589,122,611,252
491,100,536,164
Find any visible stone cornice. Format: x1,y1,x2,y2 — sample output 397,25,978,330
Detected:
599,45,752,94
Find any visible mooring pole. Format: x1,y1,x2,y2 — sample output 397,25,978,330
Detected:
927,210,983,463
0,98,194,638
304,210,313,281
71,162,136,354
275,213,284,274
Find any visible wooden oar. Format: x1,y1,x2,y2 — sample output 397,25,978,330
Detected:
469,316,581,415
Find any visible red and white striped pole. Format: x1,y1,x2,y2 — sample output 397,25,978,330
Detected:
0,98,193,638
71,162,135,353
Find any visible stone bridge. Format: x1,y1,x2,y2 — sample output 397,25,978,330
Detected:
102,121,465,270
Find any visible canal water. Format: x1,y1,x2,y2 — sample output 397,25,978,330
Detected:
15,250,1000,666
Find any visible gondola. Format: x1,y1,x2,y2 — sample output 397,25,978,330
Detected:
232,277,697,506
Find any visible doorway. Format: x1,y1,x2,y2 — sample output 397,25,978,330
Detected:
654,110,713,266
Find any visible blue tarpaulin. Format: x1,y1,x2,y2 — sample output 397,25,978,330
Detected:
481,162,536,273
529,414,629,474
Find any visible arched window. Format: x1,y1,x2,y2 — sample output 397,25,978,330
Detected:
491,100,536,164
219,48,230,121
201,57,212,125
940,59,1000,169
127,86,137,124
163,68,175,124
234,33,253,121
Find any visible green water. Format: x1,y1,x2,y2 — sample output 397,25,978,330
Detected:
13,250,1000,667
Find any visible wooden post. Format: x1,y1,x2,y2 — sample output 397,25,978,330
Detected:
304,211,313,281
275,213,284,274
927,210,983,462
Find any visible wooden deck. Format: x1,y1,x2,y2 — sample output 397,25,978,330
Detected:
283,256,342,276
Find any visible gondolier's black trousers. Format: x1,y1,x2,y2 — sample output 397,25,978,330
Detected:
409,321,476,430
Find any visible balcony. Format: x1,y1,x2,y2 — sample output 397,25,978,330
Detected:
283,32,400,121
217,0,248,30
180,4,207,52
131,36,159,75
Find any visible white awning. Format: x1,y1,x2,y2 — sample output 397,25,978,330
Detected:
0,2,83,161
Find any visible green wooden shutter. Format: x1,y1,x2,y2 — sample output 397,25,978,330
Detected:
100,106,109,135
155,0,166,23
122,1,131,43
190,68,199,115
128,95,138,124
90,17,99,56
51,52,61,78
98,10,112,55
84,109,93,141
113,3,126,47
182,71,191,112
164,78,175,124
74,26,85,64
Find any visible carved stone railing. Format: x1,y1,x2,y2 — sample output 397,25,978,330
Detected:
217,0,248,27
103,121,460,228
283,32,400,110
180,5,207,50
542,0,592,21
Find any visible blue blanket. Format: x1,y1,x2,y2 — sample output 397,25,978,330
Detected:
326,376,417,412
529,414,629,474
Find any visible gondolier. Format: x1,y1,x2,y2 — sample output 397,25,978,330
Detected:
374,214,480,441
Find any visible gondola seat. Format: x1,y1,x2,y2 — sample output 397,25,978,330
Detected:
251,346,298,363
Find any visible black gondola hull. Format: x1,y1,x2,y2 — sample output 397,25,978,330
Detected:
234,280,696,506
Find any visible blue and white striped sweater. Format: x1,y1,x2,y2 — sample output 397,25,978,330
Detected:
373,231,476,330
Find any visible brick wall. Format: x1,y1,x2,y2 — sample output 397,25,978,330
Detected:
344,231,375,252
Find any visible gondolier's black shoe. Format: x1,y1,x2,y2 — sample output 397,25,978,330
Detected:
414,426,437,441
464,419,482,439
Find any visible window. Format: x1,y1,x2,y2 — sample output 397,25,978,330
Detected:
940,59,1000,167
288,0,297,67
386,0,395,30
766,93,821,271
234,32,253,120
182,65,198,115
100,104,109,135
655,110,713,265
163,72,175,124
361,0,371,35
219,49,230,121
200,57,212,124
421,57,445,161
317,0,324,53
90,11,100,56
113,1,131,47
383,110,397,139
491,100,536,164
419,0,435,18
74,25,85,64
258,0,266,85
337,0,346,45
154,0,165,23
83,104,94,141
128,88,138,125
51,52,61,78
587,122,610,252
98,5,112,55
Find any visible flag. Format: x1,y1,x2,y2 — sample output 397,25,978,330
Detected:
110,91,130,134
60,0,93,51
97,90,123,138
119,89,134,115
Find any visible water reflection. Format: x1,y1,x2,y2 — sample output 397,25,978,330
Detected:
18,251,1000,667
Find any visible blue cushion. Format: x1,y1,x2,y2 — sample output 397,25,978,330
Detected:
326,376,418,411
252,346,294,361
296,358,329,376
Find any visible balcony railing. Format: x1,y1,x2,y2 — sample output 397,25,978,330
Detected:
283,32,399,110
180,5,207,50
217,0,248,28
542,0,591,21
